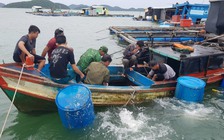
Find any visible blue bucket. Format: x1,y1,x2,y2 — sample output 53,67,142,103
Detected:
221,79,224,88
55,84,95,129
175,76,206,102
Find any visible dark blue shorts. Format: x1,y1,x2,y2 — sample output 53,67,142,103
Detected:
13,53,45,63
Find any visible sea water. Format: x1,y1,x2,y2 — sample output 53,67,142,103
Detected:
0,8,224,140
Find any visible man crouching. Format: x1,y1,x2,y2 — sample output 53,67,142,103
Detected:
84,55,112,86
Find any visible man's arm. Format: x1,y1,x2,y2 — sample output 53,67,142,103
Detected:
41,46,50,57
32,48,36,55
71,64,85,79
123,44,135,57
18,41,32,56
147,70,154,79
18,41,34,62
103,71,110,86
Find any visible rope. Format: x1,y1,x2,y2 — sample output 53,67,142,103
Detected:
33,68,54,85
0,64,25,138
123,86,136,107
34,68,51,79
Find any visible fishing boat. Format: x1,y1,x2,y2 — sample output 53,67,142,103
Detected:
1,40,224,113
0,63,177,113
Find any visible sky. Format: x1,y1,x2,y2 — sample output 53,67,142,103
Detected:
0,0,210,8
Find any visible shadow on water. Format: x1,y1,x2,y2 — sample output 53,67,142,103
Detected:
3,112,95,140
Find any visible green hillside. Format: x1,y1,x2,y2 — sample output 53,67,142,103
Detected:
4,0,69,9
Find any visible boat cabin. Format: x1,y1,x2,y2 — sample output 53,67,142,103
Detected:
144,2,209,24
149,45,224,80
172,2,209,24
32,6,43,13
144,6,175,22
82,5,108,16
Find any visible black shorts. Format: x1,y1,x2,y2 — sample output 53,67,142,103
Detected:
13,53,45,63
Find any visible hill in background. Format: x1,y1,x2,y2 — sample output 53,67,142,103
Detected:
69,4,144,11
4,0,69,9
0,3,5,7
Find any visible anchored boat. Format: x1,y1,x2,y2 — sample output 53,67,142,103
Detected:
0,63,176,113
0,42,223,113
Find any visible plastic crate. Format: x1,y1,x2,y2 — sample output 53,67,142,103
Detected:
180,19,192,27
172,15,181,22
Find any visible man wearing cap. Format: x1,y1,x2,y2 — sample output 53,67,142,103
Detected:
42,28,73,63
13,25,46,71
77,46,108,72
84,54,112,85
122,41,146,70
147,61,176,81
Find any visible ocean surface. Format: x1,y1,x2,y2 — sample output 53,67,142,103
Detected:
0,8,224,140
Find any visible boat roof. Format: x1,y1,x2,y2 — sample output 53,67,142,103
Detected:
32,6,42,9
147,6,174,10
150,45,224,61
91,5,106,9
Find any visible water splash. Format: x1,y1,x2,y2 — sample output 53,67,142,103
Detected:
154,98,222,120
93,107,174,140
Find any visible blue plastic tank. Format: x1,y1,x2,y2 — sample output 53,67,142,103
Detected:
175,76,206,102
221,79,224,88
55,84,95,129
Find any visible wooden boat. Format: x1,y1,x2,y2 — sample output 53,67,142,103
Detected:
1,44,223,113
0,26,223,113
0,63,176,113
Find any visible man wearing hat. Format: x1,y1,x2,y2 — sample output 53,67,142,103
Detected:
147,61,176,81
122,41,146,70
42,28,73,63
77,46,108,72
84,54,112,85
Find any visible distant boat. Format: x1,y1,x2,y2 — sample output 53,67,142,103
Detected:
140,2,209,27
26,6,81,16
31,6,43,13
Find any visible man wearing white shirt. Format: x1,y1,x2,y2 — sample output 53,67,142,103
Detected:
147,61,176,81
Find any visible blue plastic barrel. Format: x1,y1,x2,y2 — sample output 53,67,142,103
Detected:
221,79,224,88
175,76,206,102
55,84,95,129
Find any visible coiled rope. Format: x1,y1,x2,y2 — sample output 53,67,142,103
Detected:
0,64,25,138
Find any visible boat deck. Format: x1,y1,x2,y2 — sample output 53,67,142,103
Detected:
109,26,205,45
151,45,224,61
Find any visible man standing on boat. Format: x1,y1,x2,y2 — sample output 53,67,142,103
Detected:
122,41,146,70
49,35,84,84
84,54,112,86
77,46,108,72
41,28,73,63
13,25,46,71
147,61,176,81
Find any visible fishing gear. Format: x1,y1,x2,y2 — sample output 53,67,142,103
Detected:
109,48,125,57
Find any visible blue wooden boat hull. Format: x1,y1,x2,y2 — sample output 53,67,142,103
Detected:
125,69,154,87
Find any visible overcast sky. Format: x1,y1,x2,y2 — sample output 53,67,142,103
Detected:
0,0,210,8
